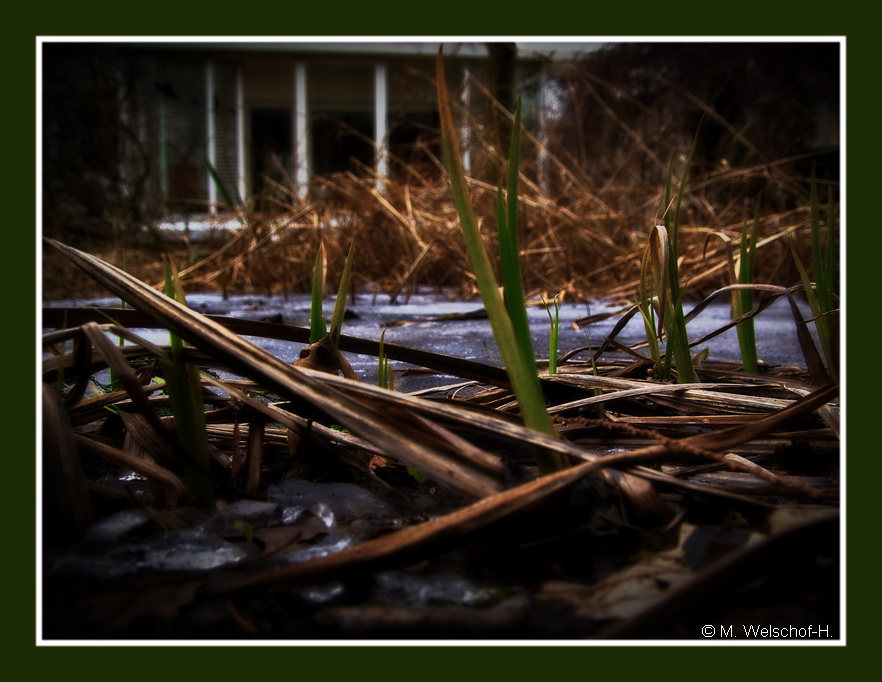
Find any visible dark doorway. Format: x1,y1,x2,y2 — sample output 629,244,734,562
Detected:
388,111,441,181
311,110,374,176
250,107,292,197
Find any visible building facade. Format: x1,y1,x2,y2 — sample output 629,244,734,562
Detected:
41,40,601,231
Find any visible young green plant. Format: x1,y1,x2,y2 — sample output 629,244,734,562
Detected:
377,328,394,391
639,147,699,384
310,244,328,343
161,254,215,507
329,240,357,346
310,240,357,346
791,171,838,382
542,294,560,375
732,203,760,373
377,329,425,481
436,48,564,474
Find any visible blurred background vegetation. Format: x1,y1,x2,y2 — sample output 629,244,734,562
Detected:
41,41,839,301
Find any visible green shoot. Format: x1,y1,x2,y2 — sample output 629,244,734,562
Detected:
733,203,760,372
310,244,328,343
378,329,420,482
496,102,534,366
207,158,248,229
109,249,128,391
436,48,563,473
232,519,259,544
542,294,560,375
647,144,699,384
791,171,838,382
161,254,215,508
637,245,663,375
377,329,394,391
328,240,357,346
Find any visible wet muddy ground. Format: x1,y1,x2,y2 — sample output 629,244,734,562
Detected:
41,290,838,641
45,290,814,387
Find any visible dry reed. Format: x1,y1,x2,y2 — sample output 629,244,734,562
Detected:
41,52,838,306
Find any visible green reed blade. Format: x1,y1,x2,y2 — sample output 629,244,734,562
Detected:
329,240,357,346
792,171,838,382
377,329,394,391
436,48,562,473
655,138,698,384
497,101,540,381
161,255,215,507
734,202,760,372
824,185,838,311
637,244,662,373
809,171,825,308
543,295,560,375
310,244,327,344
207,157,241,210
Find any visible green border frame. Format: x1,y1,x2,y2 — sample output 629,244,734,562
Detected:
20,2,865,672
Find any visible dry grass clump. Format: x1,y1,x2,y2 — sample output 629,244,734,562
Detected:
41,239,840,638
41,173,827,306
124,163,830,307
41,45,838,305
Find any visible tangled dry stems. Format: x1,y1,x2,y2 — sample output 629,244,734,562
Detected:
41,162,831,306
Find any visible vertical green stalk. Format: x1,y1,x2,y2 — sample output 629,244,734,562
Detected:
310,244,328,343
436,48,563,473
542,295,560,375
497,102,533,358
656,145,698,384
638,233,663,375
733,203,760,372
109,249,128,390
377,329,394,391
207,158,242,210
329,240,357,346
811,176,837,374
791,171,838,381
161,255,215,507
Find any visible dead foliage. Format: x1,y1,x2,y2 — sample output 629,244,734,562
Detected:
42,47,838,305
41,241,839,640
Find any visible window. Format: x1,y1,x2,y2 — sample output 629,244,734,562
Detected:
388,110,441,181
310,110,374,177
250,107,292,198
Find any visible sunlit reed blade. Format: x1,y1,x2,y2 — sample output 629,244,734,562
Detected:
162,254,216,507
329,239,356,346
733,201,760,372
310,243,327,343
436,47,563,473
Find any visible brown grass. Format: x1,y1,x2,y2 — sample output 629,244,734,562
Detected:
41,239,840,638
40,163,833,306
41,50,838,305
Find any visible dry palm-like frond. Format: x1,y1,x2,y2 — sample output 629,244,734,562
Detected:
42,241,838,481
207,379,835,593
42,240,839,641
44,238,509,499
